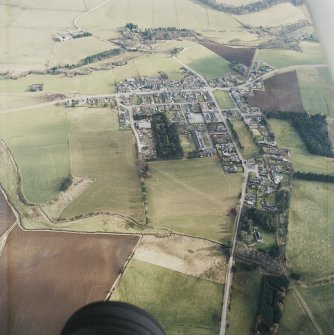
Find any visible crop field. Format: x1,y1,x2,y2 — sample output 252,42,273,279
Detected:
277,291,317,335
0,226,139,335
258,42,327,69
201,42,255,67
267,119,334,175
299,283,334,335
286,180,334,278
297,67,334,117
61,130,144,221
146,158,242,241
133,235,227,283
227,269,262,335
214,90,235,109
112,259,223,335
231,119,259,159
0,191,16,235
0,106,71,203
249,71,305,113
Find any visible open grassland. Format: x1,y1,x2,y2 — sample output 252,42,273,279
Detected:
297,67,334,117
0,106,70,203
277,290,317,335
112,259,223,335
133,235,227,283
227,269,262,335
231,119,259,159
78,0,254,43
299,283,334,335
258,42,327,69
233,3,305,28
214,90,235,109
0,190,16,236
61,131,144,221
287,180,334,278
0,226,139,335
268,119,334,175
146,158,242,241
0,92,46,110
178,43,231,79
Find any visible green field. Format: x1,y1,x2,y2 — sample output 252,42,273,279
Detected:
60,130,144,221
277,290,317,335
113,259,223,335
214,90,235,109
231,119,259,159
258,42,327,69
0,106,70,203
299,283,334,335
287,180,334,278
297,67,334,117
227,269,262,335
268,119,334,175
146,158,242,241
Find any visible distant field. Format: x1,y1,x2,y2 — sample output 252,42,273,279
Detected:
277,290,317,335
215,0,258,5
112,259,223,335
0,106,70,203
0,226,138,335
299,283,334,335
287,180,334,278
268,119,334,175
146,158,242,241
227,269,261,335
258,42,327,69
233,3,305,27
214,90,235,109
231,119,259,159
0,92,46,111
61,130,144,221
297,67,334,117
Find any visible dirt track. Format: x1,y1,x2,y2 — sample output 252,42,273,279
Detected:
0,227,139,335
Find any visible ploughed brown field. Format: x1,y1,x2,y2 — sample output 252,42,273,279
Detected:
0,191,16,236
249,70,305,113
200,41,256,67
0,227,139,335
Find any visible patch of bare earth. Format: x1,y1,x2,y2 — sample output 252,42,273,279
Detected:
0,190,16,236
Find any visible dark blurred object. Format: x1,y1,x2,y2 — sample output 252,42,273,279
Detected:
61,301,165,335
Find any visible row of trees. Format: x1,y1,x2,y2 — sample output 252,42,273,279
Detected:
81,48,123,65
151,113,183,160
294,171,334,183
72,31,92,39
266,111,333,157
227,119,243,150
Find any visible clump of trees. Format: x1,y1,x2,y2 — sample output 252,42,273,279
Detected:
81,48,123,65
276,187,290,213
72,31,92,39
266,111,333,157
151,113,183,160
242,208,276,233
255,275,289,335
60,175,73,192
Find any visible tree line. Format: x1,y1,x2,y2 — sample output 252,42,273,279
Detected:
151,113,183,160
293,171,334,183
266,111,333,157
81,48,123,65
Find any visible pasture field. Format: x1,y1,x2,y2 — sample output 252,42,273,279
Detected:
133,235,227,283
297,67,334,117
0,190,16,236
257,42,327,69
214,90,235,109
146,158,242,241
0,106,71,203
233,3,305,28
286,180,334,278
277,290,317,335
267,119,334,175
215,0,258,5
227,268,261,335
299,283,334,335
112,259,223,335
61,131,144,221
231,119,259,159
0,226,139,335
0,92,46,111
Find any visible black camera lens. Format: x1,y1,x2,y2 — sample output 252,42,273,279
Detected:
61,301,165,335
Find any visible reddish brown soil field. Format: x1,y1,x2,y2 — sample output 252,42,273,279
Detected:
249,71,305,113
0,191,16,236
200,41,256,67
0,227,139,335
